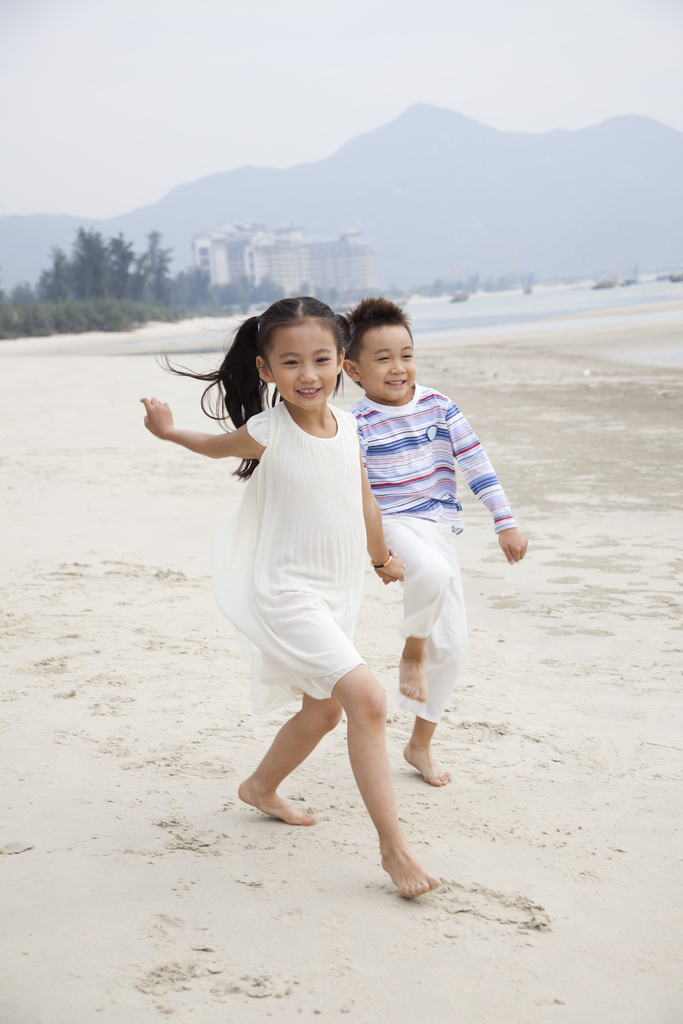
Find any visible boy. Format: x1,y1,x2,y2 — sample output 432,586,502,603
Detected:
344,297,527,786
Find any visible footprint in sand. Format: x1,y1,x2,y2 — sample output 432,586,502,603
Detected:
428,880,551,938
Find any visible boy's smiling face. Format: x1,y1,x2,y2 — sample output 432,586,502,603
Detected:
343,325,416,406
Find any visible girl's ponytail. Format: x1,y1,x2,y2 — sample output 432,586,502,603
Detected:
161,315,271,479
220,316,267,430
163,295,348,479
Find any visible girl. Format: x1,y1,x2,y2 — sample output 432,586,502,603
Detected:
141,296,440,898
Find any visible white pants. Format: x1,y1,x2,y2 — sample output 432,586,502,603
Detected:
382,516,469,724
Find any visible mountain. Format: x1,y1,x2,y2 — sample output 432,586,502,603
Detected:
2,104,682,290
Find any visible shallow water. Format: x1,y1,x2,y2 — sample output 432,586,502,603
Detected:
408,279,683,367
407,278,682,333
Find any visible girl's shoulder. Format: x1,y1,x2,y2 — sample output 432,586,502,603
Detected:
246,405,281,447
329,405,360,434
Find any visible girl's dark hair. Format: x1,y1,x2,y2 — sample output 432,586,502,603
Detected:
164,296,349,479
344,296,412,384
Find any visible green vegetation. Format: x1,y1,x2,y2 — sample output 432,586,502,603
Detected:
0,227,293,338
171,268,284,314
0,299,183,340
33,227,174,305
0,228,188,339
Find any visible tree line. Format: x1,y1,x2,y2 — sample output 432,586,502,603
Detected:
171,267,283,311
0,227,292,338
7,227,285,309
0,229,180,338
30,228,173,305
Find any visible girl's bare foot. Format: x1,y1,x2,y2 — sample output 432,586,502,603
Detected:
399,652,428,702
238,778,316,825
381,844,440,898
403,742,452,786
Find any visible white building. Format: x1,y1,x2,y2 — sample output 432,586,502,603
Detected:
249,227,312,296
308,231,378,292
192,220,265,286
192,220,378,295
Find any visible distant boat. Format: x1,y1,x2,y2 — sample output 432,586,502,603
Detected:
592,279,617,290
620,278,637,286
450,291,469,303
523,285,533,294
670,272,683,282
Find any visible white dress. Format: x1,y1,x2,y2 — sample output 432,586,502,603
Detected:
211,402,366,714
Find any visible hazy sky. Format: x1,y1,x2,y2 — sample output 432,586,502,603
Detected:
1,0,681,219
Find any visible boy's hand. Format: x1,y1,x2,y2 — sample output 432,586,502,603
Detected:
499,527,528,565
141,397,174,439
374,553,405,585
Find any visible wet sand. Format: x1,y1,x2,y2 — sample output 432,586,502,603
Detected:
1,309,682,1022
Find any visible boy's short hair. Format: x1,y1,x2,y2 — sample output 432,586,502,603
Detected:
344,296,412,363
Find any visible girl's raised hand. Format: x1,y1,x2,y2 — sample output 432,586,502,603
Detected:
141,397,175,439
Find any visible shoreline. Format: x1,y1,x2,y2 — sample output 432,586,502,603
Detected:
1,297,682,367
0,314,241,355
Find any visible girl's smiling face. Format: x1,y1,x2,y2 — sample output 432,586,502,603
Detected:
256,320,342,412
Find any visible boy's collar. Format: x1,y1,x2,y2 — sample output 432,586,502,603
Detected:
359,383,422,412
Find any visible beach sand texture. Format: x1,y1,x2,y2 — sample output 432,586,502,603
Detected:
1,309,682,1022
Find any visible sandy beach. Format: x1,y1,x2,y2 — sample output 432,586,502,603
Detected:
1,302,682,1022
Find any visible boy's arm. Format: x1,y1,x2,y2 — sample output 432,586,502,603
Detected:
446,401,527,563
141,397,265,461
360,455,404,583
498,526,528,565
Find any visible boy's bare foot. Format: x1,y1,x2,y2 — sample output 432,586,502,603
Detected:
399,652,428,702
404,742,452,787
381,844,440,898
238,778,316,826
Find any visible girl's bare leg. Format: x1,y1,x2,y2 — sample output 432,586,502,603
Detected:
404,716,451,787
239,695,343,825
332,665,440,898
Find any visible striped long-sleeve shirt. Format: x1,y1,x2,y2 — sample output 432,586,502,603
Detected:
349,384,517,534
